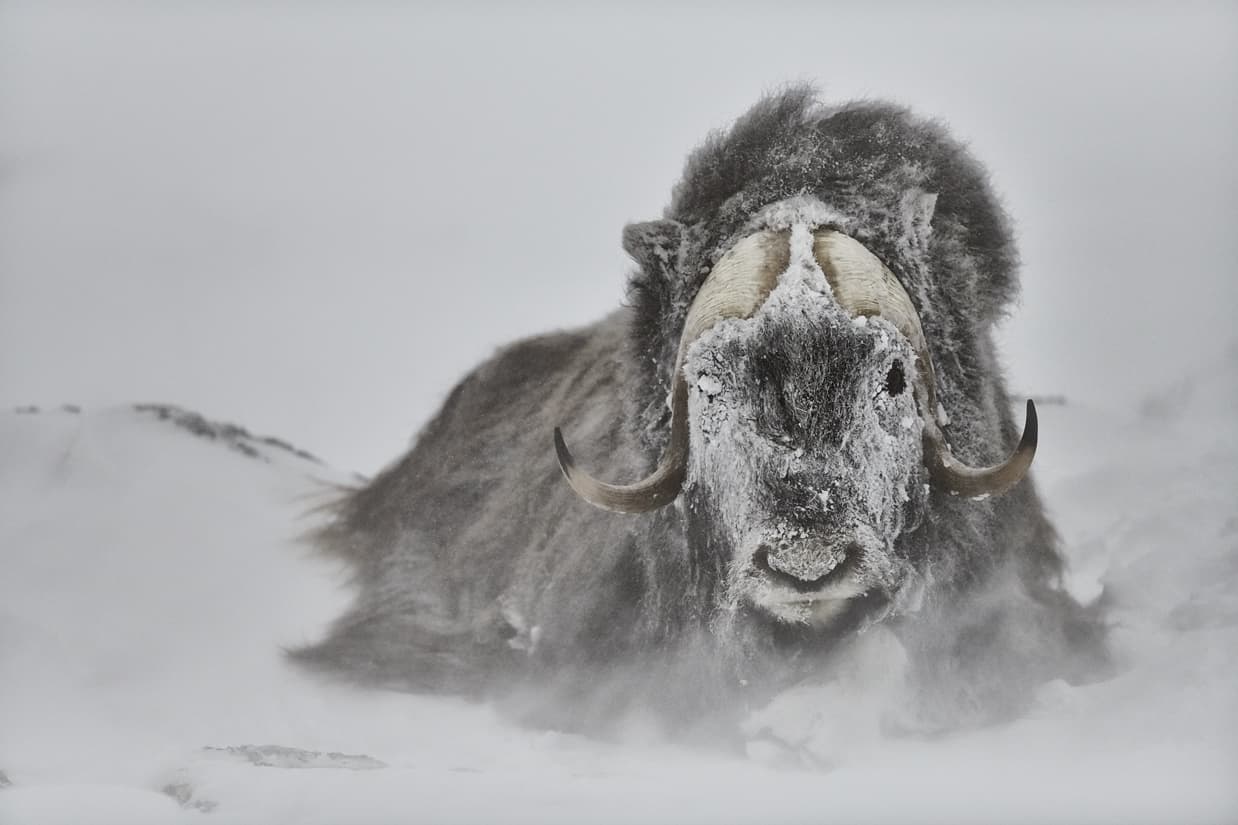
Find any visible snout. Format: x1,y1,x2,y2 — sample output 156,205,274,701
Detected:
738,526,897,626
752,543,858,593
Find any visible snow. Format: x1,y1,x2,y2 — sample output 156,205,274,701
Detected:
1,350,1235,823
696,374,723,396
746,195,852,239
0,3,1234,821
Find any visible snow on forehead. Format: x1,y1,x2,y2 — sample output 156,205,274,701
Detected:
689,223,909,363
771,220,907,342
690,205,913,365
743,195,851,235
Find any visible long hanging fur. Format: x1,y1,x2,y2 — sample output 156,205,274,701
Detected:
292,85,1107,736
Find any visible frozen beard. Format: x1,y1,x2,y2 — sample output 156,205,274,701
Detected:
683,223,928,628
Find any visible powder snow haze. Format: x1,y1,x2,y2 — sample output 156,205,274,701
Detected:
1,2,1236,824
1,369,1235,824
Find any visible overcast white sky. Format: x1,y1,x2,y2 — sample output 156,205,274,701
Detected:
2,1,1235,474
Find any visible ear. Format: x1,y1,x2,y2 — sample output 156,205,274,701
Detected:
622,219,685,277
902,189,938,252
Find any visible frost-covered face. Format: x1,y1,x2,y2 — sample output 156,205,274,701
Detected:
555,215,1036,621
684,235,926,626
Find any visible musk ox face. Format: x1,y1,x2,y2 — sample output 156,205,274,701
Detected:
683,226,928,626
554,213,1038,625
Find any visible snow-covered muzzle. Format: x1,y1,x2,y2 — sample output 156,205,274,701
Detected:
683,226,927,626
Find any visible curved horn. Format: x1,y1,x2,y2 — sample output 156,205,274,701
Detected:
555,230,791,512
812,229,1037,497
923,400,1037,498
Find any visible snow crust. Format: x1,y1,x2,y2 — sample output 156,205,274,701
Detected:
1,355,1236,824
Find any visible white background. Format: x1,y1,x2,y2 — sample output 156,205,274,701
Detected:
2,1,1234,474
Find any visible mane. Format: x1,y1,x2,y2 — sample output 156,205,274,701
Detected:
625,83,1022,466
666,83,1018,317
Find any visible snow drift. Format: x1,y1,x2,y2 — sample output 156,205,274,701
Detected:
1,353,1236,824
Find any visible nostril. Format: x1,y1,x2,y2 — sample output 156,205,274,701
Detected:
752,543,857,593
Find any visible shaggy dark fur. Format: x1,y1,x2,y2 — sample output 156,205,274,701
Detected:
294,86,1107,736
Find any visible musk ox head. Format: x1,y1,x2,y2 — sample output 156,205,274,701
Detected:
553,87,1038,632
554,215,1035,627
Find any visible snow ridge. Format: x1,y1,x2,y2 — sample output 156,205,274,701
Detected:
132,403,325,466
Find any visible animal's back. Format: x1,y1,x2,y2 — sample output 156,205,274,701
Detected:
294,311,667,693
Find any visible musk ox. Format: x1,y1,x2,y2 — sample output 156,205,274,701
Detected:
295,86,1106,737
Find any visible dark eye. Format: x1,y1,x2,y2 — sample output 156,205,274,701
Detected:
884,360,907,396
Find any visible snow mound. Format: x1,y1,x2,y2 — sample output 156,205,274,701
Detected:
0,385,1235,824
